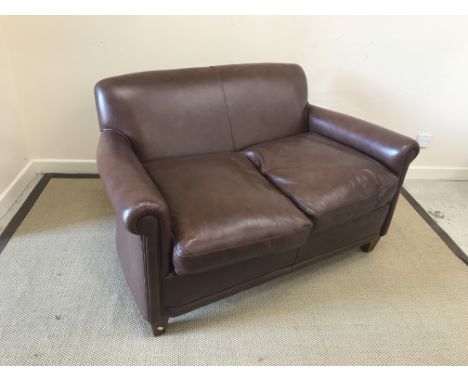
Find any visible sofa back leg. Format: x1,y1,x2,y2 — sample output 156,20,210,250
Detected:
360,236,380,253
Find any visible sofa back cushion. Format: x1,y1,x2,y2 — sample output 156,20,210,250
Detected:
95,67,234,162
214,63,308,149
95,63,308,161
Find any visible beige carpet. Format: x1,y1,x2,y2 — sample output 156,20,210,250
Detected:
0,178,467,365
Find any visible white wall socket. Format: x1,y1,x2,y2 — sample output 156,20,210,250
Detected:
416,133,432,148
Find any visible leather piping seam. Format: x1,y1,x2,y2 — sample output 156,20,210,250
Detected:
140,232,152,322
100,128,132,146
303,104,309,132
380,149,419,235
128,203,162,232
162,266,293,316
211,66,237,151
311,203,391,234
292,247,301,265
392,149,418,196
398,149,419,177
174,226,311,260
135,213,172,277
291,233,378,267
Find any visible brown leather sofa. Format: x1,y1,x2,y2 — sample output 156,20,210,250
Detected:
95,63,419,336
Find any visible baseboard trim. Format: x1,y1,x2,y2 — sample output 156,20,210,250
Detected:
406,166,468,180
34,159,98,174
0,160,37,220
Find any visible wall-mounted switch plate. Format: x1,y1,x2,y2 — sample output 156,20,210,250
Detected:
416,133,432,148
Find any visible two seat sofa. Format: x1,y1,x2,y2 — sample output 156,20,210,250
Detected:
95,63,419,336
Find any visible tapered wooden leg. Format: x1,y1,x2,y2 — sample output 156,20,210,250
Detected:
151,316,169,336
360,236,380,253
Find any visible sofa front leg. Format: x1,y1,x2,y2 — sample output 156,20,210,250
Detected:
151,315,169,336
361,236,380,253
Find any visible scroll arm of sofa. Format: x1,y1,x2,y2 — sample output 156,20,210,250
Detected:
96,130,172,237
306,104,420,176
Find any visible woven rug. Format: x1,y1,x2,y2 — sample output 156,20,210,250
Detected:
0,178,467,365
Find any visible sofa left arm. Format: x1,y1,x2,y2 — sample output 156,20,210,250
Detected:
97,130,171,238
97,129,173,278
97,130,172,329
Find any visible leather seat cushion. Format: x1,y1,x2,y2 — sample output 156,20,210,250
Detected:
145,152,312,275
244,133,399,231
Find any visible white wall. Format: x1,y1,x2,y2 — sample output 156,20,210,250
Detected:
0,22,32,218
0,17,467,207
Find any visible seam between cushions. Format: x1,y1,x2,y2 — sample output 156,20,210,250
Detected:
174,226,312,259
292,247,301,265
211,66,237,151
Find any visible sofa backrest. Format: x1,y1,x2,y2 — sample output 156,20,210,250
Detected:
95,63,308,162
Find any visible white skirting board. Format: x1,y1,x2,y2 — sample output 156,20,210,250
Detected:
32,159,98,174
406,166,468,180
1,159,468,224
0,161,37,221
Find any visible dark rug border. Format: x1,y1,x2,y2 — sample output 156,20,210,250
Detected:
0,173,99,254
0,175,467,265
400,187,468,265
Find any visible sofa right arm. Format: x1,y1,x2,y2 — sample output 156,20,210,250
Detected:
307,104,419,176
307,104,419,236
